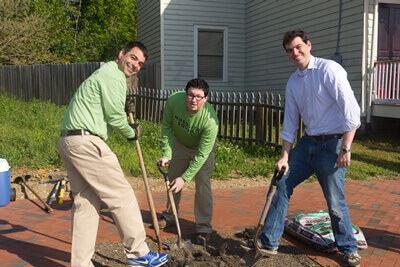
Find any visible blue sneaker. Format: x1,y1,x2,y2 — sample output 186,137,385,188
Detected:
127,251,169,267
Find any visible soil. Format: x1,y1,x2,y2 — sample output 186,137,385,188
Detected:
10,168,318,266
92,230,318,267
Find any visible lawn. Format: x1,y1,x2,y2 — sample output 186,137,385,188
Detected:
0,94,399,180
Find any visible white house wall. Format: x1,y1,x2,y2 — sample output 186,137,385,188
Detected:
245,0,364,103
161,0,246,91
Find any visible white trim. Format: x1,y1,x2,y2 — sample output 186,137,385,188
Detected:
366,0,380,123
193,25,228,82
378,0,400,4
160,1,169,90
362,0,368,117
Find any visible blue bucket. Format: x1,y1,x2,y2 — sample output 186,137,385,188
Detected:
0,159,11,207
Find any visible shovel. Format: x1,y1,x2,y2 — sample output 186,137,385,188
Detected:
157,162,194,251
248,168,285,266
128,113,163,252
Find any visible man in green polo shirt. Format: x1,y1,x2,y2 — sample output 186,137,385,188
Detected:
158,78,219,244
58,41,169,267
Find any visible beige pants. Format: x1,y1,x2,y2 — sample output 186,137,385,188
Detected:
162,140,215,234
58,135,149,267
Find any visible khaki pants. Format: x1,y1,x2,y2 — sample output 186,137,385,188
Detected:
58,135,149,267
162,140,215,234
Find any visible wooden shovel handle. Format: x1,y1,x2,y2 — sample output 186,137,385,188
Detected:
128,113,163,252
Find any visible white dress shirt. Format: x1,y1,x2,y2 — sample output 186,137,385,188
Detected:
281,56,361,144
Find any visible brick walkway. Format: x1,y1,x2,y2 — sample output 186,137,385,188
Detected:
0,179,398,266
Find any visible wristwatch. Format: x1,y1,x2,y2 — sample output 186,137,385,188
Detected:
341,145,351,154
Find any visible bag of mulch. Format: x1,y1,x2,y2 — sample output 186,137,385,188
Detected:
284,210,368,253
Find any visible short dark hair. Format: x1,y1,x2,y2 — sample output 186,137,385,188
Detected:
119,41,149,60
282,30,310,50
185,78,210,96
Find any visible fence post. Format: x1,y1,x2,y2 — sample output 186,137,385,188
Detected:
255,92,264,143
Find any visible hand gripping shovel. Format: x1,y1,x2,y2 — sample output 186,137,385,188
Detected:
248,168,285,266
157,162,194,251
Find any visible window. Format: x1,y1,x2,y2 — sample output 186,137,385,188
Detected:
378,3,400,60
194,26,227,81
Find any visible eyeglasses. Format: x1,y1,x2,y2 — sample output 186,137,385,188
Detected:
186,94,206,101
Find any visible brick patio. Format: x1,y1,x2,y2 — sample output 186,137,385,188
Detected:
0,179,399,266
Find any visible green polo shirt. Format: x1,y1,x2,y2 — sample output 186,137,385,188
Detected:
61,61,135,140
161,91,219,181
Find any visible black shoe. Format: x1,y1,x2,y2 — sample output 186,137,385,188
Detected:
193,232,211,246
157,217,175,229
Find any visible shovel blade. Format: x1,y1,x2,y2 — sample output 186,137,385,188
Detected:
243,250,263,267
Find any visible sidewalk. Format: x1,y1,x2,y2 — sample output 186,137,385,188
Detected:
0,179,399,267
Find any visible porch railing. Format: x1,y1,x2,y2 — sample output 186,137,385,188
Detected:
374,60,400,100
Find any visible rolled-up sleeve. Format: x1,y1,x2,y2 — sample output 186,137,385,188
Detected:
281,82,300,144
324,64,361,131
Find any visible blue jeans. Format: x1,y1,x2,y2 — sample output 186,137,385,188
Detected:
260,136,358,254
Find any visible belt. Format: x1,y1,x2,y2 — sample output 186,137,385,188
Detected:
304,133,343,141
61,129,97,137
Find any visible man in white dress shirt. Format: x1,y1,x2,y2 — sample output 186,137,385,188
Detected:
250,30,361,267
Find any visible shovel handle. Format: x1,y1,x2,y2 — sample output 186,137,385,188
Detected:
157,162,170,182
157,162,183,248
129,113,163,252
254,168,285,252
167,188,183,247
23,182,53,213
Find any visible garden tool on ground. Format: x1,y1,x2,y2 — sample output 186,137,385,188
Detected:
247,168,285,266
157,162,194,251
128,112,163,252
14,175,53,213
57,179,67,205
46,179,61,206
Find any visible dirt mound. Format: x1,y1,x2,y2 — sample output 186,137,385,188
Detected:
93,230,317,267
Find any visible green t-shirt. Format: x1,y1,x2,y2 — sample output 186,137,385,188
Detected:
161,91,219,181
61,61,135,140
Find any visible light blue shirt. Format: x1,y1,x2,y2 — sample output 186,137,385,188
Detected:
281,56,361,143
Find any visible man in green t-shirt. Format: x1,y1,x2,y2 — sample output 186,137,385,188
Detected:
158,78,219,244
58,41,169,267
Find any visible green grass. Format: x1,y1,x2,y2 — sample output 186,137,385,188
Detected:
349,134,400,179
0,94,399,181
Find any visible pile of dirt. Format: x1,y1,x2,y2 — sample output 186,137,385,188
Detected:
92,230,317,267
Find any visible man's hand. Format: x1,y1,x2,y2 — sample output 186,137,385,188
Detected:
170,177,185,193
128,122,140,141
276,156,289,174
158,157,171,167
337,151,351,168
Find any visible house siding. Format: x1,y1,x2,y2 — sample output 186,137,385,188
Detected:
137,0,161,88
138,0,161,63
162,0,246,91
245,0,364,103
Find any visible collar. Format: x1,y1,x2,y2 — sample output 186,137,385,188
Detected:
295,55,316,77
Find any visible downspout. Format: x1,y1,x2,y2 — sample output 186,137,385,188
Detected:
160,1,166,90
362,0,368,122
331,0,343,64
